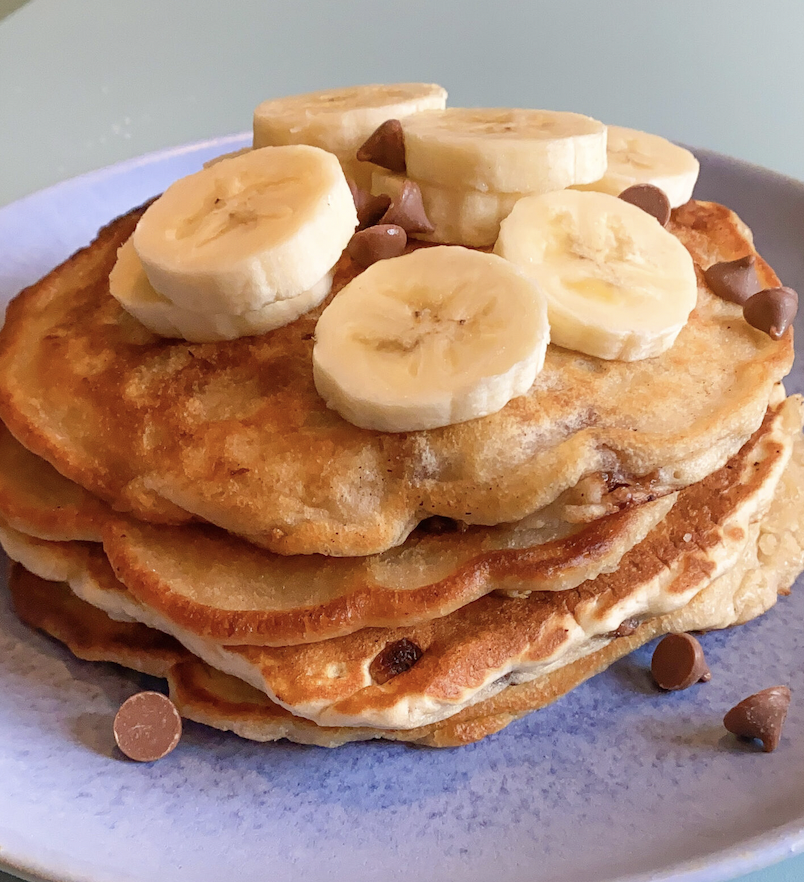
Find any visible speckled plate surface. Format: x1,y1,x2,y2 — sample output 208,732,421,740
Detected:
0,139,803,882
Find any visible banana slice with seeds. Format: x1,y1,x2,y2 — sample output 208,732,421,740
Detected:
573,125,699,208
110,239,332,342
402,108,607,194
495,189,697,361
132,145,356,316
313,246,549,432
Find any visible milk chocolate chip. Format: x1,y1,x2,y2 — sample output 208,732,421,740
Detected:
613,618,640,638
370,637,423,685
347,180,392,230
113,691,182,762
650,633,711,691
347,224,407,268
618,184,671,227
743,287,798,340
380,180,435,234
723,685,791,752
357,119,406,174
418,515,467,535
703,255,760,305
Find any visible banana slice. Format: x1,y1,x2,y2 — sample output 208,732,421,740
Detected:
110,239,332,342
371,169,523,247
494,189,697,361
402,108,607,194
573,125,699,208
253,83,447,157
133,145,356,315
313,246,549,432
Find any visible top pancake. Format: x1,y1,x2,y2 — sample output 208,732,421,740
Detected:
0,200,793,556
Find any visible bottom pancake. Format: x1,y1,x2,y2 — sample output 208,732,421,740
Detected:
7,430,804,747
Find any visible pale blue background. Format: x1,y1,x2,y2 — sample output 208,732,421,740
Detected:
1,1,804,880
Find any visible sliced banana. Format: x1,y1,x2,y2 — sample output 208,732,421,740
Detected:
110,239,332,342
133,145,356,315
402,108,607,194
494,189,697,361
313,246,549,432
371,169,523,247
253,83,447,157
573,125,699,208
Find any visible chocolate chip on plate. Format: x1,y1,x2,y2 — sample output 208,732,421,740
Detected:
743,286,798,340
650,633,711,691
356,119,406,174
347,224,407,268
723,685,791,752
618,184,672,227
703,255,760,305
380,180,435,234
113,691,182,762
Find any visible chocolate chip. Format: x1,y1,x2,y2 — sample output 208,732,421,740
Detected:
356,119,406,174
347,224,407,268
347,179,392,230
113,691,182,762
380,180,435,235
743,286,798,340
369,637,423,685
613,618,640,638
724,685,791,752
418,515,467,535
650,633,711,691
703,255,760,305
618,184,671,227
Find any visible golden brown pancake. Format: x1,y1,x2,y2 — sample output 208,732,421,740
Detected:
9,563,187,678
3,402,800,729
0,424,110,542
9,448,802,748
0,421,676,643
0,201,792,556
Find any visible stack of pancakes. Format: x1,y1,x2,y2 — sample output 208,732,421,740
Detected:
0,198,803,748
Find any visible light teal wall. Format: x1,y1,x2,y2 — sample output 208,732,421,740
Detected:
1,0,804,205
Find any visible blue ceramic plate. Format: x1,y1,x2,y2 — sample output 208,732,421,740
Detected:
1,138,804,882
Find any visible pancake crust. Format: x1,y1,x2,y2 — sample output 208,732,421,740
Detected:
100,497,672,645
0,422,674,643
9,563,187,678
9,448,803,748
3,402,799,730
0,201,792,556
0,423,110,542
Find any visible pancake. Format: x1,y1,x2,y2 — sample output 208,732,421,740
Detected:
3,401,800,729
0,423,110,542
9,448,802,748
9,563,188,678
0,422,678,643
0,200,792,557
